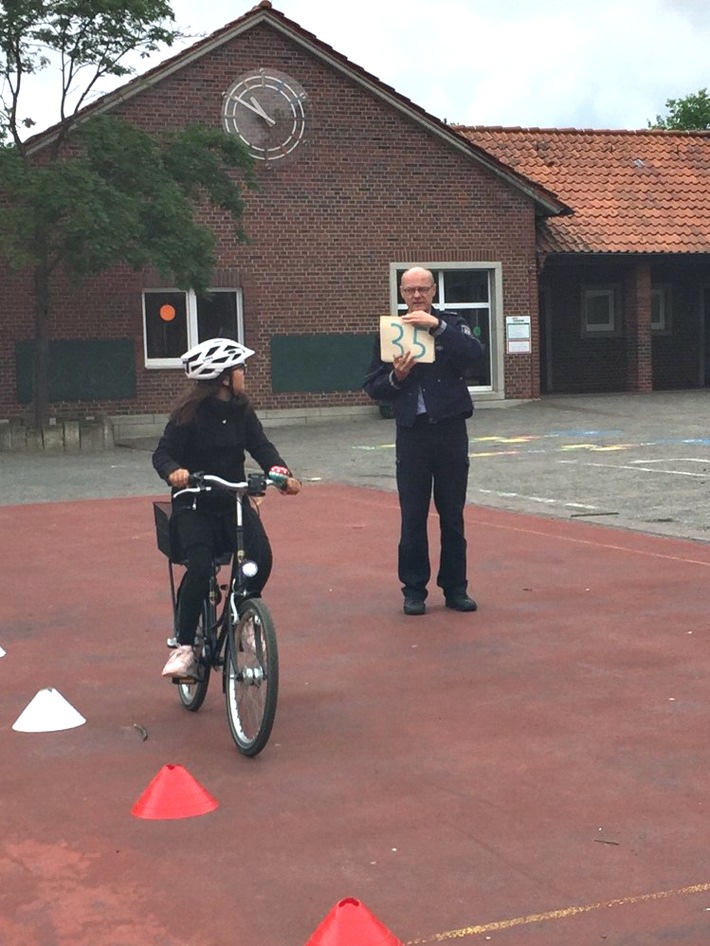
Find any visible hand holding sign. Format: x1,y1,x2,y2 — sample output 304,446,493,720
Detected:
379,316,435,364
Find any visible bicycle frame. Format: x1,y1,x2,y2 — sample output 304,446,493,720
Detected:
161,472,284,754
166,471,280,663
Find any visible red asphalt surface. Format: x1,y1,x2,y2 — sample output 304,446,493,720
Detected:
1,483,710,946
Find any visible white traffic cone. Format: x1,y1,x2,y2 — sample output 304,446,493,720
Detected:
12,687,86,732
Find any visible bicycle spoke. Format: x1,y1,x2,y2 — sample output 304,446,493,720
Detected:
224,598,278,756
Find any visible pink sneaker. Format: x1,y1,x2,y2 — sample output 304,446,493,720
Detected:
161,644,198,678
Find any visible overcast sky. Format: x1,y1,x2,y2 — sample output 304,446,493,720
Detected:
15,0,710,134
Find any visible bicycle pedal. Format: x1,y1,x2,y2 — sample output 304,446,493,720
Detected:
170,675,198,685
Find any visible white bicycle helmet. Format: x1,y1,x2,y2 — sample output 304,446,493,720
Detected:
181,337,255,380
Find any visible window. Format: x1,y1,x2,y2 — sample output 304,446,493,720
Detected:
651,285,671,333
582,287,618,335
392,263,497,388
143,289,244,367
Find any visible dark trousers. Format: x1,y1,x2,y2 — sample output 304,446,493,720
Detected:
395,414,470,600
173,499,272,645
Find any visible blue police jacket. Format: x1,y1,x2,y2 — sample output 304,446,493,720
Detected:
363,308,485,428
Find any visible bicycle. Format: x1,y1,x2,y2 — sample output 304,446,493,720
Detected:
153,470,284,756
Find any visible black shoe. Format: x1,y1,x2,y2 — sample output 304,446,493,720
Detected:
445,593,477,612
403,597,426,616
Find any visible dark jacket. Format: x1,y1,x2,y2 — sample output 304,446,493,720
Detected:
152,395,286,502
363,309,484,428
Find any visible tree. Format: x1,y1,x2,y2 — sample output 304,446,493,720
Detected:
0,1,255,428
648,88,710,130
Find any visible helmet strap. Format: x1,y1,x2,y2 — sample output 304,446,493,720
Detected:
214,371,234,401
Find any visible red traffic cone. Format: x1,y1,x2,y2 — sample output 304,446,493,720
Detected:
305,898,403,946
131,764,219,820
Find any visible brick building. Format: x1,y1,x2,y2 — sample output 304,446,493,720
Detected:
2,1,709,434
461,126,710,393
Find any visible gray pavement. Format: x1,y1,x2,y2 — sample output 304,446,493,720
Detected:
1,390,709,544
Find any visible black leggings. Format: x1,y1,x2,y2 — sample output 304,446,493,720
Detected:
395,415,469,599
173,500,272,645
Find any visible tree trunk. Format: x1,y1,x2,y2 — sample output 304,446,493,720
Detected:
32,246,51,429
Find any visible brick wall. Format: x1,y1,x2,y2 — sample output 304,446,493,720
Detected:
0,21,540,418
541,263,624,393
651,260,706,389
541,257,707,393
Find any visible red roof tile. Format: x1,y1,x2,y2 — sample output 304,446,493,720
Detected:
456,127,710,254
24,5,566,216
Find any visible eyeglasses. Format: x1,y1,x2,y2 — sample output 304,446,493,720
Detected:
401,285,435,295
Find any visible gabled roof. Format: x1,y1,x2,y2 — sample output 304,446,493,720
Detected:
457,126,710,255
25,1,567,217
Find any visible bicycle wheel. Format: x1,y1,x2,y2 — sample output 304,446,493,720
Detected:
224,597,279,756
177,601,212,712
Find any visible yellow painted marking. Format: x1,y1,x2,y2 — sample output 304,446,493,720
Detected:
469,450,519,458
585,444,633,452
472,436,536,444
559,443,636,453
406,881,710,944
356,440,641,455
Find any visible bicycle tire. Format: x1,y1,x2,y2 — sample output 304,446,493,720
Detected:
224,597,279,756
177,601,212,712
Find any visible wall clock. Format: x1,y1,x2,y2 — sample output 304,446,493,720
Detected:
222,68,308,161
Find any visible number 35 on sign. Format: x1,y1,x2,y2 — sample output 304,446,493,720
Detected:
379,316,435,363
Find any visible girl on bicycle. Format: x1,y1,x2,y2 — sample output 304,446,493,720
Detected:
152,337,300,679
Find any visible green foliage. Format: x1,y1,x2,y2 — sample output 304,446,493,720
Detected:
649,89,710,130
0,1,256,292
34,0,179,73
0,116,256,291
0,0,257,424
0,0,179,141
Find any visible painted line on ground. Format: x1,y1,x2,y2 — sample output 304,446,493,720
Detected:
563,460,708,478
632,458,708,463
474,514,710,567
354,444,395,450
406,880,710,944
354,439,710,459
476,488,599,513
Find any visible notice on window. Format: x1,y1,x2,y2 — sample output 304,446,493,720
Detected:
506,315,531,354
379,316,435,363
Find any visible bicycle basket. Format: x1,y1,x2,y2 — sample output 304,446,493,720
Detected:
152,501,231,566
153,501,181,562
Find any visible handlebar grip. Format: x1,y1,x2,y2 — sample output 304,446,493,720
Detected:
267,471,288,487
187,471,205,486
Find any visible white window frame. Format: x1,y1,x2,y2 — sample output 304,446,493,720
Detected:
390,261,504,398
582,286,619,336
143,288,245,369
651,284,671,334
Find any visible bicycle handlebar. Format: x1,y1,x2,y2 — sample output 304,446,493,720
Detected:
173,471,287,500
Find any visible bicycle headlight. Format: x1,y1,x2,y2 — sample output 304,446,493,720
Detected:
241,560,258,578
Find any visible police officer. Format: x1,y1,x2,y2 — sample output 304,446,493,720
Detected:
363,267,484,616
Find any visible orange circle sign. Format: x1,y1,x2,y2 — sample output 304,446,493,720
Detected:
159,304,176,322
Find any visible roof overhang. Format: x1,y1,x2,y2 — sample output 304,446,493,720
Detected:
25,4,570,218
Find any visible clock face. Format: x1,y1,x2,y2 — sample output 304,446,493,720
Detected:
222,69,307,161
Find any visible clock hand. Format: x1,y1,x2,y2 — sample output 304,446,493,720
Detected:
237,94,276,127
233,93,277,126
248,95,276,126
234,96,276,125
